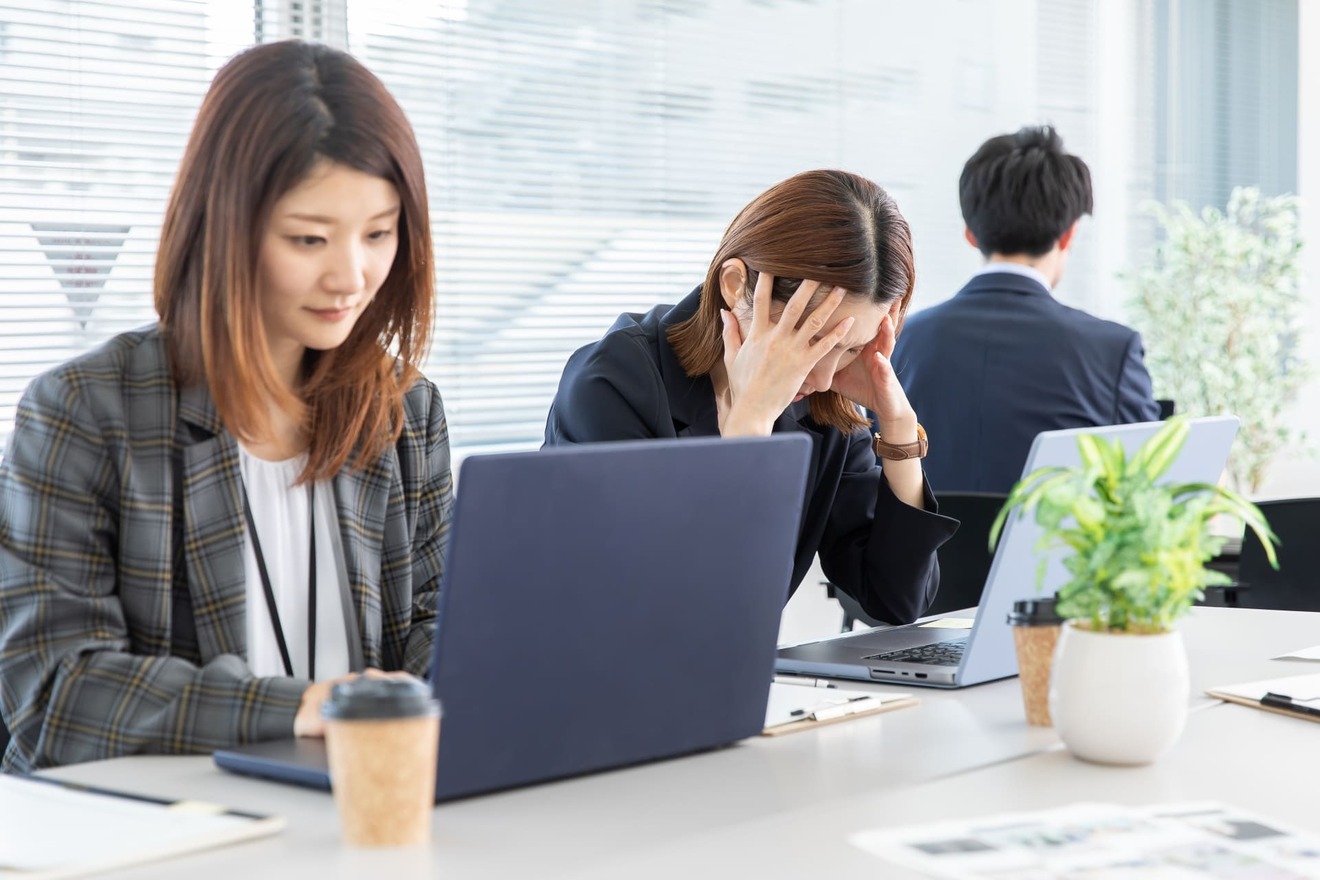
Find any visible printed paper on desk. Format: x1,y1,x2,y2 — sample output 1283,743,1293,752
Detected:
1274,644,1320,661
851,801,1320,879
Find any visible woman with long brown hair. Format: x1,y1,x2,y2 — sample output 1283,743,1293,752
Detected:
0,41,449,770
546,170,956,622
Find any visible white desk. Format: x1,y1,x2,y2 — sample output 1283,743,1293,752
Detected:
567,700,1320,879
42,607,1320,879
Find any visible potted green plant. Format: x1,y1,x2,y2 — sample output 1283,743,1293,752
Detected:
989,417,1277,765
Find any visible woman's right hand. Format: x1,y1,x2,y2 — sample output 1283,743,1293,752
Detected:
293,668,416,737
719,272,854,436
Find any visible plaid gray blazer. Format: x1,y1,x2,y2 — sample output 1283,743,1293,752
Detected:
0,326,453,771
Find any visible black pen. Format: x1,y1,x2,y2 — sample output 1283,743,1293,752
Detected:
1260,692,1320,720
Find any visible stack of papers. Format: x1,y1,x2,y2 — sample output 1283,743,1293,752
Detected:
852,801,1320,878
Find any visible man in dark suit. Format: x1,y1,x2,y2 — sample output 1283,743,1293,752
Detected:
892,125,1160,493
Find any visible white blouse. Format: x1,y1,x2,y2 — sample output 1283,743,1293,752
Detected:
238,448,351,681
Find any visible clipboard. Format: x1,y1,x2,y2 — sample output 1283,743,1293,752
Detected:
762,683,918,736
1205,672,1320,725
0,774,285,879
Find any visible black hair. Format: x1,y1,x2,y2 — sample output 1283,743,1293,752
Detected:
958,125,1093,258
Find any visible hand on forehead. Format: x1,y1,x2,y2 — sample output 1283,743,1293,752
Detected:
751,286,889,348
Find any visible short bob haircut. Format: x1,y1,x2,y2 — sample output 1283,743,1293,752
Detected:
667,169,915,434
155,40,432,482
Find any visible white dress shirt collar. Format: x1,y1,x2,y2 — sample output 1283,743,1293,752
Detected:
973,260,1053,293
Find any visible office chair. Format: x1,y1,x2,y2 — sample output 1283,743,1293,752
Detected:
832,491,1009,631
1228,498,1320,612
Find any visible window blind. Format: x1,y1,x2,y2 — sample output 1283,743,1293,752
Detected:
343,0,1094,447
2,0,1293,451
0,0,255,445
1153,0,1298,211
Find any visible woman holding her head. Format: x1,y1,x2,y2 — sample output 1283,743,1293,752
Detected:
546,170,957,622
0,41,450,771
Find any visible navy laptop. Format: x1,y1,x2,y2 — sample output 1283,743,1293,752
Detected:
215,434,811,801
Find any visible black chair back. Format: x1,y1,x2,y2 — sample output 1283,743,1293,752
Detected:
926,491,1009,615
833,491,1008,629
1234,498,1320,612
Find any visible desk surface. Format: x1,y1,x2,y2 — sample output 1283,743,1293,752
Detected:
43,607,1320,879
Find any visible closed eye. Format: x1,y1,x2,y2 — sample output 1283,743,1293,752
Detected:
367,228,395,242
288,235,325,247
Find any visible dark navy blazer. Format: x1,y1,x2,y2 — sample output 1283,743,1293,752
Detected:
544,288,958,625
891,271,1161,494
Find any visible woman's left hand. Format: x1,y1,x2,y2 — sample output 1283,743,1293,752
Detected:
830,313,916,428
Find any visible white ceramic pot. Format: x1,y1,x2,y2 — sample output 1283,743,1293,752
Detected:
1048,621,1189,765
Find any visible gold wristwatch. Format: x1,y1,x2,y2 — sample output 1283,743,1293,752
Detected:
872,423,928,461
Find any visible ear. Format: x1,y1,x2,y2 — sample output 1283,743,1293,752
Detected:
1057,221,1079,252
717,258,749,310
963,227,979,250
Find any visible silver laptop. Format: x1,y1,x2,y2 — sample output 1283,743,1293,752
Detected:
775,417,1239,688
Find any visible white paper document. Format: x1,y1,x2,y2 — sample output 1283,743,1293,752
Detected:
763,682,911,729
1275,644,1320,661
1207,672,1320,703
851,801,1320,878
0,775,284,879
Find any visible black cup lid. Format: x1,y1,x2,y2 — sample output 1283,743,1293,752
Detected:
1006,597,1064,626
321,676,441,721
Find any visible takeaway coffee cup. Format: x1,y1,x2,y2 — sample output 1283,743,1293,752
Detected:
1006,597,1064,726
322,676,441,847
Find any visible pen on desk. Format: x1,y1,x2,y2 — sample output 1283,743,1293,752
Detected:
1260,692,1320,719
19,775,268,820
810,697,874,723
773,675,837,689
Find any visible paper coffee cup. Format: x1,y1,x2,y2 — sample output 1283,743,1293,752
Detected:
1007,598,1063,726
322,677,441,847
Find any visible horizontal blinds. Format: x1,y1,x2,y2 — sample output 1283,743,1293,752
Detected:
4,0,1254,451
0,0,250,443
344,0,1023,447
0,0,1098,450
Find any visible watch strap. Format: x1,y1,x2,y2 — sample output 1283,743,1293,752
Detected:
873,423,928,461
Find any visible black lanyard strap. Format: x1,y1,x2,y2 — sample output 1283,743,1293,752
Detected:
241,482,317,679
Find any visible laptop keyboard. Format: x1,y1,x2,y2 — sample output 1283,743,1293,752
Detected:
863,639,968,667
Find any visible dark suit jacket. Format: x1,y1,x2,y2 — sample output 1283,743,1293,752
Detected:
891,271,1161,493
0,326,453,771
544,288,958,625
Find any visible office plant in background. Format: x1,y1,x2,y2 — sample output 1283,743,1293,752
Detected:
990,418,1277,765
1127,187,1308,494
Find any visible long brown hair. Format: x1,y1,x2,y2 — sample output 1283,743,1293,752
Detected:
155,40,433,481
668,169,915,433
